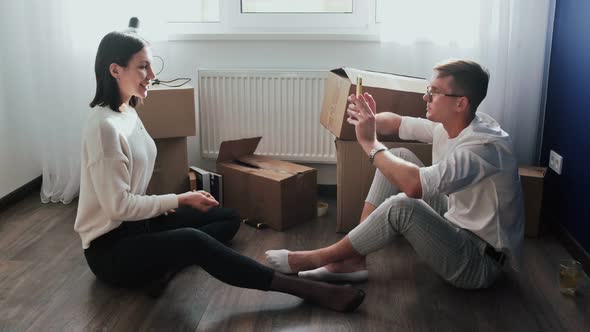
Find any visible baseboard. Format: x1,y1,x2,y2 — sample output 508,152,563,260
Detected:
553,222,590,275
318,184,336,199
0,176,42,213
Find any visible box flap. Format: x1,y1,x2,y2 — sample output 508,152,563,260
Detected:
219,161,286,181
334,67,427,94
216,137,262,163
219,154,314,182
237,155,313,175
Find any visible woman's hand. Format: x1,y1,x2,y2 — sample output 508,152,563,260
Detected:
177,191,219,212
163,209,176,216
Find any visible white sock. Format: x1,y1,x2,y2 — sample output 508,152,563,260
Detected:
298,267,368,283
265,249,294,274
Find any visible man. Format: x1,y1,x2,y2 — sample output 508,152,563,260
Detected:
266,59,524,289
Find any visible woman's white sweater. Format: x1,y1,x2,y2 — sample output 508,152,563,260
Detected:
74,106,178,249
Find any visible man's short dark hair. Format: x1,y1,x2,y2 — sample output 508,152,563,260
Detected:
434,59,490,116
90,31,149,111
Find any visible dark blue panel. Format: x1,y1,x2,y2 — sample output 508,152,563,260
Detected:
542,0,590,251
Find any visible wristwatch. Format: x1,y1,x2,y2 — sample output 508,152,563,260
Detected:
369,145,388,165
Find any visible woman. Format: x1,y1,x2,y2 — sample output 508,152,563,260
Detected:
74,31,364,312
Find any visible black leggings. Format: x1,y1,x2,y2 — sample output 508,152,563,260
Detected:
84,207,274,290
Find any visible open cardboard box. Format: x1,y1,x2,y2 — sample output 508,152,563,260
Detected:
216,137,317,231
320,68,428,141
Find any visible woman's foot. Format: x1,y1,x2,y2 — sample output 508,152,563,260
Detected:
311,284,366,312
270,273,366,312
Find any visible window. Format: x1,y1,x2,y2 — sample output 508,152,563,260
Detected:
241,0,353,14
378,0,481,46
375,0,384,23
167,0,377,40
167,0,220,22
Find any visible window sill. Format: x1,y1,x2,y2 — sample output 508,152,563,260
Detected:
167,32,380,42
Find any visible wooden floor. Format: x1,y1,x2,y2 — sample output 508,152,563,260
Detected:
0,192,589,332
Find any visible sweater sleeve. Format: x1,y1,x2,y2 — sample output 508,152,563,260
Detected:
87,156,178,221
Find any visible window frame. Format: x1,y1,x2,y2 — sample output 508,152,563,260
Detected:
240,0,354,14
167,0,379,41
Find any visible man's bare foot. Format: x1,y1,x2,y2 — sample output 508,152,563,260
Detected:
323,256,366,273
287,250,324,272
297,256,368,283
265,249,323,273
266,241,362,274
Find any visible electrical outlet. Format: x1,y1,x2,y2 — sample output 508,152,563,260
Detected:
549,150,563,175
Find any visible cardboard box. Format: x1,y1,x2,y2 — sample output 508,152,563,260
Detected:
320,68,428,141
519,166,547,238
136,85,196,139
336,140,432,233
147,138,189,195
216,137,317,231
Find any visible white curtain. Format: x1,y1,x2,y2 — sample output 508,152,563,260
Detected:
380,0,555,165
1,0,164,204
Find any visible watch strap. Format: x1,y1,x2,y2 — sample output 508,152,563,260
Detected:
369,145,388,165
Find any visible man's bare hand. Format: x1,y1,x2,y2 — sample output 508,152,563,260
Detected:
346,92,379,152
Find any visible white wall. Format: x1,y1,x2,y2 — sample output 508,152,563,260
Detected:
152,39,448,184
0,12,42,199
0,78,42,199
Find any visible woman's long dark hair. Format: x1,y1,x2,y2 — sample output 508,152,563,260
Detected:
90,31,149,111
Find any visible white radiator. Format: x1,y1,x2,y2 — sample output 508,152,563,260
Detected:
198,69,336,163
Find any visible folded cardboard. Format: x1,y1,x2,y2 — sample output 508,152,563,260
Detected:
336,140,432,233
136,85,196,139
147,138,189,195
519,166,547,238
216,137,317,231
189,166,224,207
320,68,428,141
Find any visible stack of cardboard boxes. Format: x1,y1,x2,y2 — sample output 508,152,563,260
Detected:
137,85,317,231
320,68,432,232
136,85,196,195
